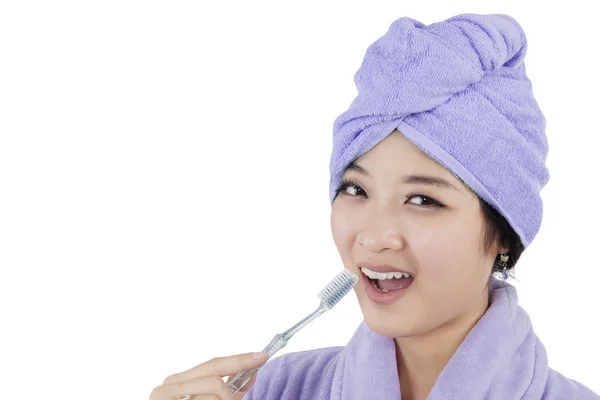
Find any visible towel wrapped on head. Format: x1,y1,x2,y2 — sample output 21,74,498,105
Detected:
329,13,549,248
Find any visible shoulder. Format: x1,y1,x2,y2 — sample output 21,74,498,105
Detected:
242,346,344,400
542,368,599,399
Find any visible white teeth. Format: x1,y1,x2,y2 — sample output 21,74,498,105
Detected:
374,271,387,280
360,267,412,280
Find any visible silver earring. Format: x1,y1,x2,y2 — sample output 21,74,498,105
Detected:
499,253,509,280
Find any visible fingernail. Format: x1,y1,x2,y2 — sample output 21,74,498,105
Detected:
252,351,267,359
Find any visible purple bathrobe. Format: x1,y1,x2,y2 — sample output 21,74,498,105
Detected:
243,280,598,399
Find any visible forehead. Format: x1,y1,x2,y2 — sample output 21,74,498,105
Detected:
357,131,451,174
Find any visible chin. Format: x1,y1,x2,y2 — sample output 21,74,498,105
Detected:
361,306,421,338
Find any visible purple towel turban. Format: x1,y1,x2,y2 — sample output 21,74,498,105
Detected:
329,14,549,248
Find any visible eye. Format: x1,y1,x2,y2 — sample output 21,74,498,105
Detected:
406,193,446,208
336,180,367,197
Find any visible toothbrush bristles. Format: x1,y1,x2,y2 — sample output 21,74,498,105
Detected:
318,270,358,309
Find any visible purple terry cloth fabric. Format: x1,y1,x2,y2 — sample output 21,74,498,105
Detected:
328,14,550,247
243,279,598,399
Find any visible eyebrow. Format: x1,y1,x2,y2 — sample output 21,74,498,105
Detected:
346,161,370,176
346,161,459,191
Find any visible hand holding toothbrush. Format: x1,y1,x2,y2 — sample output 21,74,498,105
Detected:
149,351,269,400
150,269,358,399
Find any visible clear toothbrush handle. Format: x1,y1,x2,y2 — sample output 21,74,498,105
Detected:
225,270,358,395
225,368,261,395
226,333,288,394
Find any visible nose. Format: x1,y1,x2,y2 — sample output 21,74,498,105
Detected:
357,207,405,253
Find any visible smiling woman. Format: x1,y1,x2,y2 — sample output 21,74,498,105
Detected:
149,11,599,400
238,12,599,400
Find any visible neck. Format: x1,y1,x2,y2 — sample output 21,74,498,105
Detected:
394,290,490,400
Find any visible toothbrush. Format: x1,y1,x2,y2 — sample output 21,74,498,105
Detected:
225,269,359,395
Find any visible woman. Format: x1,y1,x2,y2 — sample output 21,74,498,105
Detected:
150,13,599,400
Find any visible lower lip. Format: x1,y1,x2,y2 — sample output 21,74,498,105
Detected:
362,272,412,305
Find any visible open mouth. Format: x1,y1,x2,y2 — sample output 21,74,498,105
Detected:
361,267,415,292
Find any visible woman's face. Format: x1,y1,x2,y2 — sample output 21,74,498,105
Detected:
331,130,501,338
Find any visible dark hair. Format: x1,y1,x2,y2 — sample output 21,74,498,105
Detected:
479,198,524,274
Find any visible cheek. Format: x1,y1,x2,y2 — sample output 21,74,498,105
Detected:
409,214,486,289
406,226,486,327
330,202,369,265
330,205,354,254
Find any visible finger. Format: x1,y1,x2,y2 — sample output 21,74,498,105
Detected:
191,375,257,400
226,372,257,393
230,373,258,400
151,375,233,400
199,352,268,378
164,352,268,384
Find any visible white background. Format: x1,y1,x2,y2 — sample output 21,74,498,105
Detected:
1,1,599,398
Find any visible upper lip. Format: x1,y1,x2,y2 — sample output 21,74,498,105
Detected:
356,261,415,276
